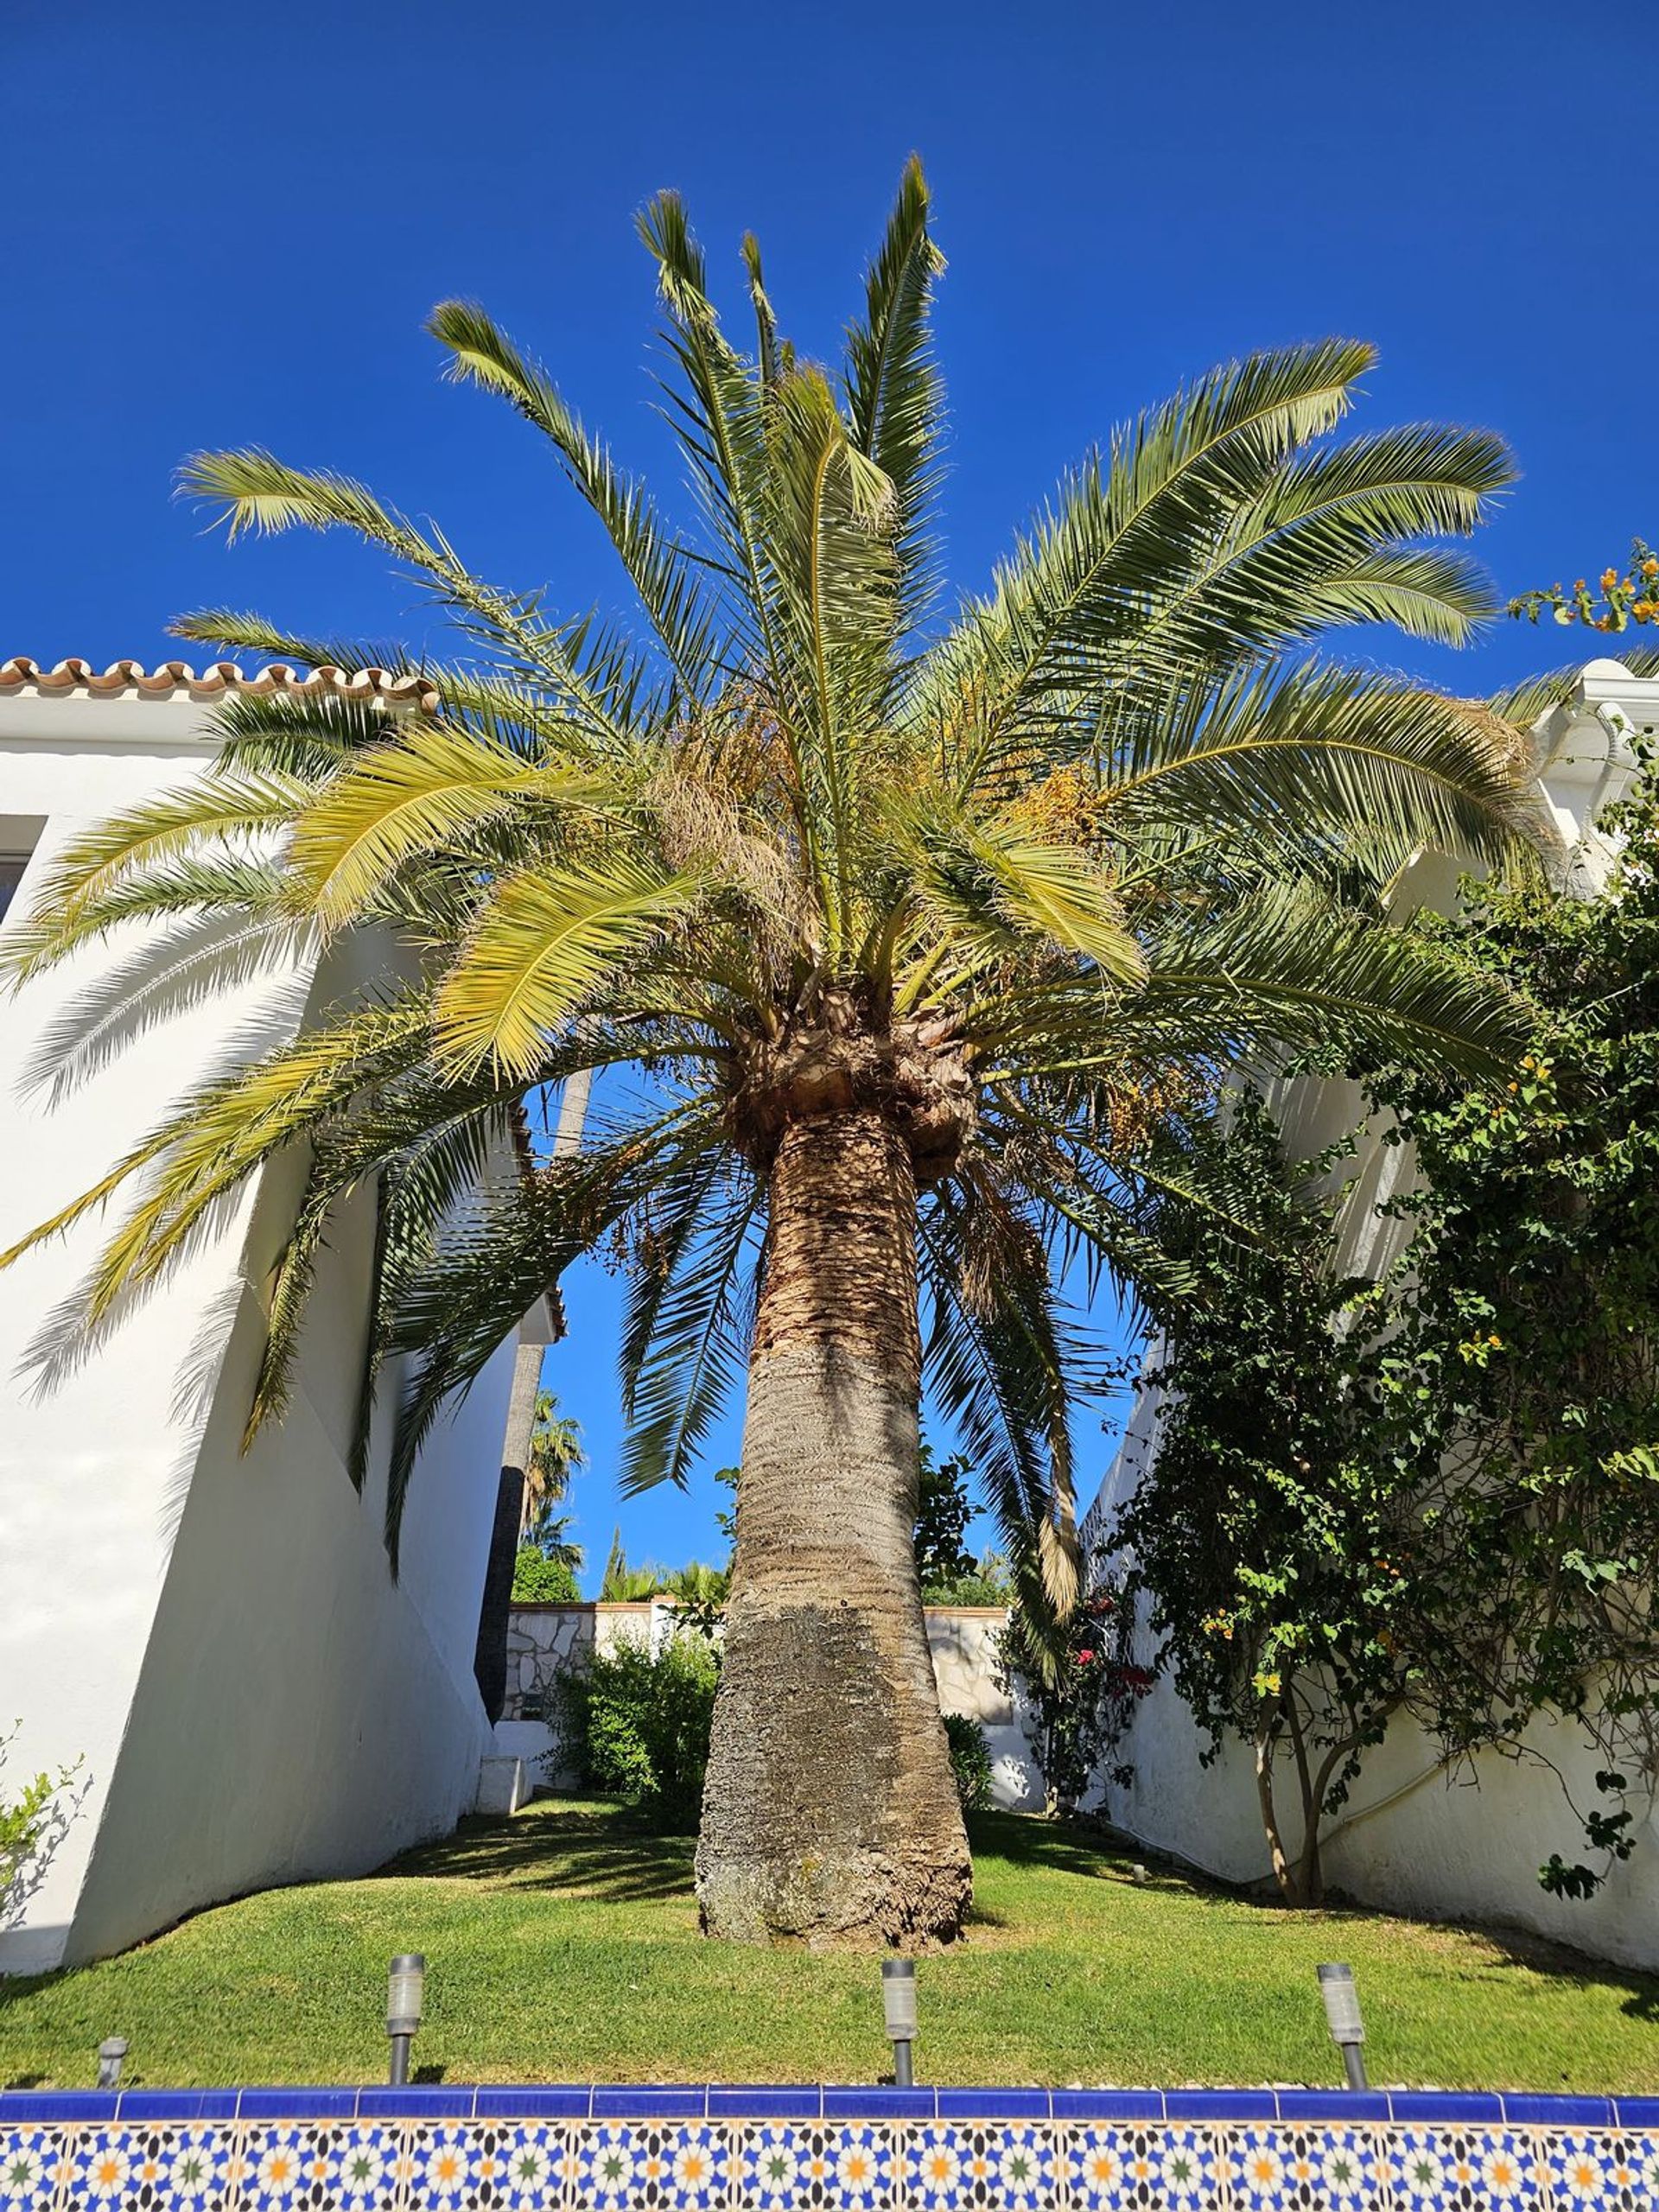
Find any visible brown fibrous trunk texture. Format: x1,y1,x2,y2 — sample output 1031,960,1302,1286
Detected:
695,1106,973,1948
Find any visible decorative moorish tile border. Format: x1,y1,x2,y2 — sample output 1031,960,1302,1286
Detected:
1,2085,1656,2208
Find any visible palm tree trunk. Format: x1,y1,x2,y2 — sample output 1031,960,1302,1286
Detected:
696,1107,972,1946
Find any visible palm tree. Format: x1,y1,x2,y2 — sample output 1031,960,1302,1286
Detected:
1,162,1549,1948
598,1531,668,1603
522,1390,584,1544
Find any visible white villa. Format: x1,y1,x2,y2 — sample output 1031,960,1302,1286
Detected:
2,652,1656,1979
1080,657,1659,1973
0,658,551,1975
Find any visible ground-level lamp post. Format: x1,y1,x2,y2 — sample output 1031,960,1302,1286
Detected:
881,1958,918,2088
386,1955,426,2087
96,2037,128,2090
1318,1962,1369,2091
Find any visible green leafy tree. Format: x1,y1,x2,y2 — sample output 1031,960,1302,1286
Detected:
915,1440,976,1590
925,1549,1016,1607
1361,747,1659,1901
1120,744,1659,1904
1,164,1548,1944
1112,1097,1410,1904
510,1547,581,1604
942,1713,995,1813
1,1731,82,1932
553,1634,719,1833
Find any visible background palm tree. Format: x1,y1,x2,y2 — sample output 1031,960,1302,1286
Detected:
598,1530,669,1603
521,1390,585,1548
3,162,1550,1947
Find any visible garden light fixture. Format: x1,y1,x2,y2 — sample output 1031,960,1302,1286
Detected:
881,1957,918,2088
386,1953,426,2086
1318,1962,1369,2090
96,2037,128,2090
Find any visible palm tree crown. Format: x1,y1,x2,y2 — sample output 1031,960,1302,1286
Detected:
2,162,1549,1943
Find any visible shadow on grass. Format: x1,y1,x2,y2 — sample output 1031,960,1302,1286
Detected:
977,1810,1659,2029
376,1803,695,1906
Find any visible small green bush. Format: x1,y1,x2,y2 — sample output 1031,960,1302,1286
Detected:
922,1548,1014,1607
554,1634,718,1832
943,1712,995,1813
512,1548,580,1603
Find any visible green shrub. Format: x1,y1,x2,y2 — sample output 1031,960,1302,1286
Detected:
943,1712,995,1814
923,1549,1015,1607
553,1634,718,1832
2,1729,80,1929
512,1547,580,1603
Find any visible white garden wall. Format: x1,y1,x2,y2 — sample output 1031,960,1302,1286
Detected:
0,672,543,1973
496,1601,1043,1811
1079,660,1659,1971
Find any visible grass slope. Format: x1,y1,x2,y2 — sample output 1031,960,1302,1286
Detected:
2,1803,1654,2093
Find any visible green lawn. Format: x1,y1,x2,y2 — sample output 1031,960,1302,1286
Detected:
2,1802,1654,2094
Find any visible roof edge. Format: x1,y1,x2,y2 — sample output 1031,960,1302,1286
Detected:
0,657,437,709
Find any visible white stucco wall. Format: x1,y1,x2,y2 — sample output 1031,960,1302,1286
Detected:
1079,661,1659,1971
0,679,535,1972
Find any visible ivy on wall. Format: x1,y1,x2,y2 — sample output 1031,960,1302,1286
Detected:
1114,748,1659,1906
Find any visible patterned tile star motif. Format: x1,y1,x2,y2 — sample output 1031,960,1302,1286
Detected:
1387,2127,1547,2210
573,2120,727,2209
1227,2125,1387,2211
736,2123,896,2209
0,2127,63,2212
903,2122,1058,2209
1065,2125,1224,2211
65,2124,237,2210
405,2121,568,2209
237,2120,404,2209
1547,2132,1658,2212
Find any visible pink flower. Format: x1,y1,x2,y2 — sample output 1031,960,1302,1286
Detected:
1077,1649,1096,1664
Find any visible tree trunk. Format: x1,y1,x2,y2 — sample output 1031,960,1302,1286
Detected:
1254,1717,1309,1907
1284,1694,1326,1907
695,1108,972,1947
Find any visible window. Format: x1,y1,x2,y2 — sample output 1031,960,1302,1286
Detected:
0,855,29,923
0,822,44,925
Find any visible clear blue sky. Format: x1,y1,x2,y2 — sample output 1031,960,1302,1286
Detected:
5,3,1653,1585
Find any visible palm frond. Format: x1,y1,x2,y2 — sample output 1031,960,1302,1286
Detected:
900,807,1147,988
918,1164,1080,1610
1131,883,1531,1078
289,721,613,928
1101,659,1554,877
1487,645,1659,732
2,779,309,981
171,607,422,680
178,449,647,744
617,1155,762,1494
843,154,947,628
1304,547,1497,646
427,298,722,701
434,857,713,1078
1113,426,1512,672
916,337,1376,771
383,1104,721,1560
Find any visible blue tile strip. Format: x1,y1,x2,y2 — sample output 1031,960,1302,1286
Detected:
0,2082,1653,2207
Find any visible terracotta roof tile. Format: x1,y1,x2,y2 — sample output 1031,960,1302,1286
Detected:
0,657,437,709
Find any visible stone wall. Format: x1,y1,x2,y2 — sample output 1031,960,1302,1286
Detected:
497,1600,1042,1810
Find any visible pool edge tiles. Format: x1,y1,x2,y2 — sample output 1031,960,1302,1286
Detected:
0,2086,1656,2208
